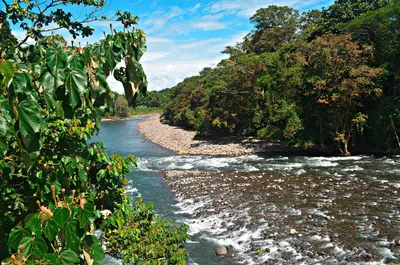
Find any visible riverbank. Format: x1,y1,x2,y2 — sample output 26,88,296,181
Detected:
138,115,400,157
164,169,400,264
102,113,161,121
138,115,301,156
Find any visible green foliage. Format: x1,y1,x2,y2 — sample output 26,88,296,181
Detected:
102,199,189,264
0,12,17,53
318,0,394,34
243,5,300,53
5,190,103,265
163,75,208,131
300,34,383,154
135,88,170,108
104,90,167,118
163,1,398,155
113,94,130,118
0,0,188,264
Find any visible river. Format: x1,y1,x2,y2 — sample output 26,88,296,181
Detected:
94,116,400,265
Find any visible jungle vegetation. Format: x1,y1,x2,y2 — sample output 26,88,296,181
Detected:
163,0,400,155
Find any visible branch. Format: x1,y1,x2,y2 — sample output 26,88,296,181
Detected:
16,35,30,48
1,0,9,9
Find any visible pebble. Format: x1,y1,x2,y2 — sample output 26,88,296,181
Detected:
289,229,298,235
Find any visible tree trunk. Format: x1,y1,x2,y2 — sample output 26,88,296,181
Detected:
343,140,351,156
390,115,400,147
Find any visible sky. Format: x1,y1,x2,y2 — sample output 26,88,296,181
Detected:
4,0,334,92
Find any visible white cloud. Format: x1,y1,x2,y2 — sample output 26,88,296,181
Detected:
141,51,170,62
208,0,323,17
191,3,202,12
11,30,35,45
139,30,253,91
191,21,226,30
143,6,184,33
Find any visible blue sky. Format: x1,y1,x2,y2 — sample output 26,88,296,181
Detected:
4,0,334,92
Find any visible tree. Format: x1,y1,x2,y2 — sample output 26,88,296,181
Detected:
0,1,188,264
114,94,129,117
339,2,400,150
301,34,383,154
0,11,17,52
242,6,300,54
318,0,393,34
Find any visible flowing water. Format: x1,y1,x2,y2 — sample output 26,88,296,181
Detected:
94,116,400,265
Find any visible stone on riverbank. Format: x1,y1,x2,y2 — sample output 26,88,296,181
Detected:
216,246,228,256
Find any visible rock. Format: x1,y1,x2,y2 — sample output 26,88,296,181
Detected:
365,253,373,259
395,239,400,246
289,229,298,235
216,246,228,256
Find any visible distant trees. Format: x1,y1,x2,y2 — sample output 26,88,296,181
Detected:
114,94,130,117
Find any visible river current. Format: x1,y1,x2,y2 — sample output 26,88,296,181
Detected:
94,117,400,265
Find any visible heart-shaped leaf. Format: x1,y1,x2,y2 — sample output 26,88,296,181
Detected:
54,206,70,228
60,249,80,265
65,69,87,109
18,99,43,137
43,220,58,242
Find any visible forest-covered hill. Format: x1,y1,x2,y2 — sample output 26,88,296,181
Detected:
163,0,400,155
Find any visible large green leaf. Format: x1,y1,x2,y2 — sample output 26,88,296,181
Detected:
55,70,66,89
7,226,31,252
0,114,6,136
53,206,70,228
77,202,95,229
64,218,80,252
65,69,87,109
44,254,57,265
0,60,14,87
18,99,43,137
46,47,67,74
43,220,58,242
19,236,48,260
40,71,55,110
26,216,41,235
60,249,80,265
67,53,85,71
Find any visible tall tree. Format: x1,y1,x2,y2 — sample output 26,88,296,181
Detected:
339,2,400,149
301,34,383,154
242,5,300,54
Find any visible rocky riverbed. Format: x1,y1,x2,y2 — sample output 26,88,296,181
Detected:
164,170,400,264
138,115,299,156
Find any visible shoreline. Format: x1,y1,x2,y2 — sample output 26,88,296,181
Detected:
137,115,400,157
101,113,161,121
137,115,302,157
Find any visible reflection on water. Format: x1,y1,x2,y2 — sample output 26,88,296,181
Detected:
94,117,400,265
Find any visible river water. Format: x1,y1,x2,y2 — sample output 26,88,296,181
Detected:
94,117,400,265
